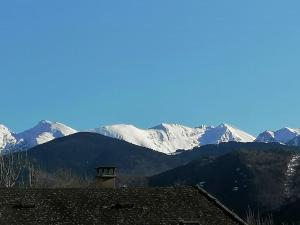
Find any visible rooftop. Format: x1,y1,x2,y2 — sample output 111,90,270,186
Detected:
0,186,247,225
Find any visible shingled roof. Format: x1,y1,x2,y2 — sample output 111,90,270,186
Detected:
0,186,247,225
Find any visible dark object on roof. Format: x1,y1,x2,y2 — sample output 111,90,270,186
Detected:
95,166,117,188
0,186,247,225
96,166,117,178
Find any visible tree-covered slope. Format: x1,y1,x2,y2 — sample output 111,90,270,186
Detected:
149,148,299,218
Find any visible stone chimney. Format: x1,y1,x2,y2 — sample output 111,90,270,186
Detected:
95,166,117,189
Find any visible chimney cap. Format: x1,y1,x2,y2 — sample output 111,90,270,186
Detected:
95,166,117,170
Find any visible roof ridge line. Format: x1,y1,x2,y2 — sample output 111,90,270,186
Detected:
194,185,248,225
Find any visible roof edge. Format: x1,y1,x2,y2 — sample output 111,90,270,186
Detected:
194,185,248,225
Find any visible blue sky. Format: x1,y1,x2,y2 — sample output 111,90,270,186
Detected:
1,0,300,135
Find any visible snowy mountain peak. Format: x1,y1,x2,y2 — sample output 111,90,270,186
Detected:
0,124,17,152
256,127,300,144
219,123,230,128
38,119,52,124
16,120,77,148
196,124,212,129
199,123,255,145
150,123,172,130
255,130,276,143
0,124,11,133
151,123,193,131
275,127,299,143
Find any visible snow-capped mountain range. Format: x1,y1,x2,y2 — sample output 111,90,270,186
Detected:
93,123,255,154
1,120,300,154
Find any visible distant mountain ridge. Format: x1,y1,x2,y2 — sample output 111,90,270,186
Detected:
255,127,300,145
2,120,300,154
92,123,255,154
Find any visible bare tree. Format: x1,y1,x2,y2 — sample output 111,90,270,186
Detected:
26,161,41,188
246,208,274,225
0,152,25,187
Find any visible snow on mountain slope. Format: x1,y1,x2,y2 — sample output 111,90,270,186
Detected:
16,120,77,148
93,123,255,154
200,123,255,145
0,124,17,152
276,128,300,143
94,123,209,154
255,131,277,143
256,127,300,144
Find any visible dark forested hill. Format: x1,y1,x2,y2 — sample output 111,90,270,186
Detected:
149,148,300,220
24,132,182,177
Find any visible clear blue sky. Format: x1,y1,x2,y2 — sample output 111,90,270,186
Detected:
1,0,300,135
